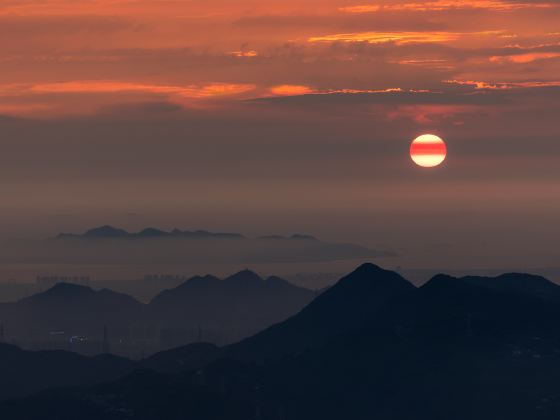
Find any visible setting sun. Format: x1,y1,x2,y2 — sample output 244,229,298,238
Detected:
410,134,447,168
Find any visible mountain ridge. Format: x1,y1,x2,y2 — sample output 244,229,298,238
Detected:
3,263,560,419
55,225,321,241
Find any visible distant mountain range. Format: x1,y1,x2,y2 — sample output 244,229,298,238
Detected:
5,264,560,419
56,225,318,241
0,270,316,354
34,225,386,264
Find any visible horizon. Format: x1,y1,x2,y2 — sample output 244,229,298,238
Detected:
0,0,559,275
1,2,559,418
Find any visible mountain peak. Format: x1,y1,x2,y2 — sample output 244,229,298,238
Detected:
334,263,406,290
228,263,415,361
225,270,263,285
420,274,476,297
136,227,168,237
21,282,95,303
351,262,385,274
84,225,129,238
46,282,93,294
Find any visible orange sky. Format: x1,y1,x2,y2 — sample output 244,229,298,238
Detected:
0,0,559,271
1,0,559,117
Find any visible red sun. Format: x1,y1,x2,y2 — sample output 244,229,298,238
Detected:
410,134,447,168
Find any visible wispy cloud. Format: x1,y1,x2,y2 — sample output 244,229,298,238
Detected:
340,1,557,13
309,31,504,45
2,81,256,99
445,79,560,89
489,52,560,63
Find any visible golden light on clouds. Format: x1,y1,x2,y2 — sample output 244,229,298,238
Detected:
270,85,315,96
340,1,557,13
308,30,506,45
231,51,259,58
309,31,461,45
10,81,257,98
445,80,560,89
489,52,560,63
0,0,558,119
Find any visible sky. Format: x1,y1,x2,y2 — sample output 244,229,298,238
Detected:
0,0,559,276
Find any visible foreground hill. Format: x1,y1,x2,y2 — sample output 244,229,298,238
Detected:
227,263,415,360
4,264,560,419
0,343,135,401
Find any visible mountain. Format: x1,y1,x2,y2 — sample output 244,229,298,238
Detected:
59,225,130,238
5,265,560,419
462,272,560,302
0,343,135,401
149,270,316,345
0,283,144,336
226,263,415,360
57,225,323,242
57,225,245,240
43,226,390,265
0,271,315,355
141,342,222,374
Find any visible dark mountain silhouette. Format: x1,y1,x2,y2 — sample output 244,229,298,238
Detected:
40,226,391,265
461,272,560,301
0,283,143,335
0,341,222,402
5,265,560,419
86,225,129,238
55,226,330,243
57,225,246,240
141,342,222,374
227,263,415,361
148,270,316,344
0,271,315,354
0,343,135,401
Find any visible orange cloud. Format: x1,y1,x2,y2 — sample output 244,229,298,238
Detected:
270,85,315,96
340,1,557,13
13,81,256,98
309,31,461,45
231,50,258,58
308,30,504,45
268,87,435,97
445,79,560,89
490,52,560,63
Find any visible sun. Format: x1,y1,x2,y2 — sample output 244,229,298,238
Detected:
410,134,447,168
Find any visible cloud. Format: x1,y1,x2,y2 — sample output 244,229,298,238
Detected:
0,80,257,117
444,79,560,89
308,30,507,45
340,1,558,13
22,81,256,98
309,31,462,44
489,52,560,63
252,88,509,106
269,85,316,96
